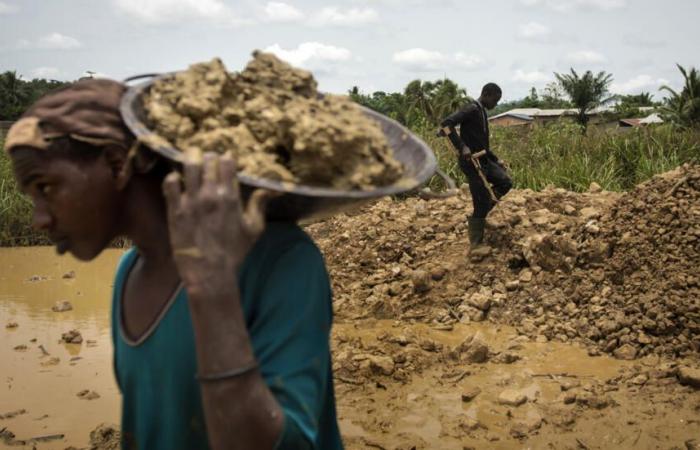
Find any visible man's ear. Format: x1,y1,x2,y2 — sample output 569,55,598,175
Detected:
102,144,131,190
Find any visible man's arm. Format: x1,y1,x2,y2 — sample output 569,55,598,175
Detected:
440,103,478,128
162,151,287,449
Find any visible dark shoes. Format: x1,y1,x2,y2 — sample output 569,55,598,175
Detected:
468,217,486,247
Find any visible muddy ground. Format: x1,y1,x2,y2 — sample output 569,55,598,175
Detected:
1,165,699,449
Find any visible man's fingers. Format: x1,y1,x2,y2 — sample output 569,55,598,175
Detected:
219,151,240,198
184,147,203,199
162,171,182,219
201,152,219,192
243,189,278,235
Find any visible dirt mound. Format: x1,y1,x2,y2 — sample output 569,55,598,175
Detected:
308,164,700,359
143,52,403,190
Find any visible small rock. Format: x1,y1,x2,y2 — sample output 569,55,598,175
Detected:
519,269,533,283
579,207,601,220
61,329,83,344
464,342,490,364
62,270,76,279
0,409,27,420
559,379,581,391
563,392,577,404
13,345,27,351
367,355,395,376
563,204,576,215
40,357,60,366
410,270,431,293
510,411,543,438
77,390,101,400
613,344,638,360
678,367,700,389
629,374,648,386
468,293,491,311
430,267,447,281
470,246,492,261
505,280,520,291
497,389,527,407
5,322,18,329
535,335,548,344
51,300,73,312
461,387,481,403
588,182,602,193
460,417,482,432
686,439,699,450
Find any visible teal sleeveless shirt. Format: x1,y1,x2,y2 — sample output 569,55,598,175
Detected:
111,222,343,449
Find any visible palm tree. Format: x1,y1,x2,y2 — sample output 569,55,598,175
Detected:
404,79,438,125
659,64,700,128
431,79,469,123
554,68,613,130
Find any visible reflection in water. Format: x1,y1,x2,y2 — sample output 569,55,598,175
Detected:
0,247,126,449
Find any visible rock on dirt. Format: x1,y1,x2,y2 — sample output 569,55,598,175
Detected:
461,387,481,403
5,322,18,329
77,390,100,400
61,329,83,344
677,366,700,389
51,300,73,312
498,389,527,407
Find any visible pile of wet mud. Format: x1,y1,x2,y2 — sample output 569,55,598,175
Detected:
143,52,403,190
307,163,700,360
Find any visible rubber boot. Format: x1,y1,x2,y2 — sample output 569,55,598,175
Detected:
468,217,486,248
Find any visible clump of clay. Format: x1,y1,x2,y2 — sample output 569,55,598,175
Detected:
143,51,404,190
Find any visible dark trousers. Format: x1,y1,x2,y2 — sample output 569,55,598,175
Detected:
458,155,512,218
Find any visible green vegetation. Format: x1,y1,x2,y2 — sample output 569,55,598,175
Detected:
1,65,699,245
421,122,700,193
659,64,700,128
554,69,614,130
0,137,49,245
0,71,70,120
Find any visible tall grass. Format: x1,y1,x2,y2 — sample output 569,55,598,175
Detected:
420,121,700,193
0,138,49,245
1,124,699,246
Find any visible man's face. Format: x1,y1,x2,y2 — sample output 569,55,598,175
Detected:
12,148,123,261
484,93,501,110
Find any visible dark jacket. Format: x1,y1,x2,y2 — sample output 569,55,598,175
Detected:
441,100,497,161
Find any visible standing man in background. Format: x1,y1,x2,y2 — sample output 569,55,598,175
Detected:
439,83,512,247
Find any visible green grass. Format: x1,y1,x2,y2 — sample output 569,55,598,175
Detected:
1,123,699,246
420,121,700,193
0,137,50,245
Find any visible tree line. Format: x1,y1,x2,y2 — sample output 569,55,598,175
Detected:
2,64,698,130
350,64,700,131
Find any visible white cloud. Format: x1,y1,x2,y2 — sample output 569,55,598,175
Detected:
264,42,352,68
0,1,17,14
16,33,83,50
30,67,62,79
518,22,551,40
263,2,304,22
454,52,486,70
113,0,244,25
566,50,606,64
512,69,552,83
393,48,486,72
393,48,447,71
311,7,378,26
611,75,669,95
521,0,625,12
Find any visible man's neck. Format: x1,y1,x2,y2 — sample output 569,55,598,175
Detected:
122,177,174,265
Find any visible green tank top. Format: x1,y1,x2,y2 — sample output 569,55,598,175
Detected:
111,222,343,449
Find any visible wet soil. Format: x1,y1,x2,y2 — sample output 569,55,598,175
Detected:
143,52,404,190
1,166,699,449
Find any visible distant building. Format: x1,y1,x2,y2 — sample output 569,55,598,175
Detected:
490,106,658,128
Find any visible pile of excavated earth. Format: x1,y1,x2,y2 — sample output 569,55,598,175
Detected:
144,52,403,190
308,163,700,361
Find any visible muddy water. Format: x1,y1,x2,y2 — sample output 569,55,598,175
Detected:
1,247,125,449
1,248,698,449
333,321,700,450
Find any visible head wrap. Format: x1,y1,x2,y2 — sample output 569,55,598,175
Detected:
5,78,134,153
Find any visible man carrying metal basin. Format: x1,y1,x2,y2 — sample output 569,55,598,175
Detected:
4,58,435,449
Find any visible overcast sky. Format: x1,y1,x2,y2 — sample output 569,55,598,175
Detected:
1,0,698,100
